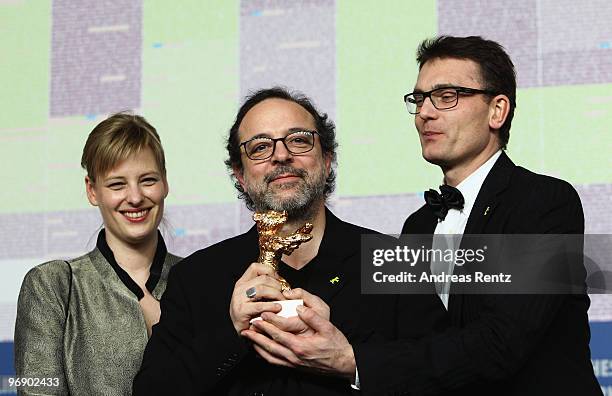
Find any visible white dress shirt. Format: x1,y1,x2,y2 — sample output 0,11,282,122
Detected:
432,150,502,308
352,150,502,389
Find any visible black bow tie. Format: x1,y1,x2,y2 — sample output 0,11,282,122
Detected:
424,184,465,221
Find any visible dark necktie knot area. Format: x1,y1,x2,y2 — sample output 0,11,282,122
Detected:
424,184,465,221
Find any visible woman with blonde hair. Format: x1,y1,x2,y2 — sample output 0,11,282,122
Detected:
14,113,181,395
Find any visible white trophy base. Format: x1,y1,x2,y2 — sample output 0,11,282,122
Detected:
250,299,303,323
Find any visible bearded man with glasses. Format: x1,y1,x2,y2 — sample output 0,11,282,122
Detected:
133,87,446,395
233,37,600,396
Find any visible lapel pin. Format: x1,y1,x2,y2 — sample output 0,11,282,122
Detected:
330,276,340,284
484,206,490,216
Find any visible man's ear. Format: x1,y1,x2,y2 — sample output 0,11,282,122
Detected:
232,166,246,189
489,94,510,131
324,152,332,177
85,176,98,206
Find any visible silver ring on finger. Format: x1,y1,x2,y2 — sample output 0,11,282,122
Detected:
245,286,257,299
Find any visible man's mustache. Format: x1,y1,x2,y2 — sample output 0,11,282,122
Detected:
264,166,307,183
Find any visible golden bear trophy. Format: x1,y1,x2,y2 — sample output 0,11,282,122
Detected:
253,210,313,291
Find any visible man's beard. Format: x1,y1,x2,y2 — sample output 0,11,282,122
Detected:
245,164,327,222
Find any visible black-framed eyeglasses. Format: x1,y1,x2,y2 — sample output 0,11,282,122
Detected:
403,86,497,114
239,129,320,160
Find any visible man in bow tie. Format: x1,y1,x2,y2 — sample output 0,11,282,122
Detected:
244,36,601,396
368,35,598,395
385,35,600,395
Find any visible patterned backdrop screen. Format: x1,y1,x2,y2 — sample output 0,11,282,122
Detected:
1,1,611,393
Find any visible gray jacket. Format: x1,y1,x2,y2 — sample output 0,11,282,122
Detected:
14,243,181,395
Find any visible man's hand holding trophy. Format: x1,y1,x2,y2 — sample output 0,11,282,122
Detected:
229,210,313,335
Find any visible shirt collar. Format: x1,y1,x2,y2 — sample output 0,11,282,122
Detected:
453,150,502,216
96,228,167,300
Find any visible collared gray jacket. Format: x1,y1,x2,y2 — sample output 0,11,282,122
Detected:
14,237,181,396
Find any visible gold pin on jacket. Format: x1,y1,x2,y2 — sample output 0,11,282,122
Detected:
330,276,340,284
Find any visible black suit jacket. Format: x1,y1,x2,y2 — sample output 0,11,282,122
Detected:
354,152,601,396
133,208,447,395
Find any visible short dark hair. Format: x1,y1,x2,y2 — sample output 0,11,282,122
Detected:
416,35,516,149
225,87,338,208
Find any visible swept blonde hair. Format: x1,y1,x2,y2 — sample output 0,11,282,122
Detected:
81,112,166,182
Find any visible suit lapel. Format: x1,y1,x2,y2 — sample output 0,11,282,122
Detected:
401,204,439,278
307,257,352,303
402,204,438,235
305,209,358,303
450,152,516,317
230,226,260,281
464,152,514,234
